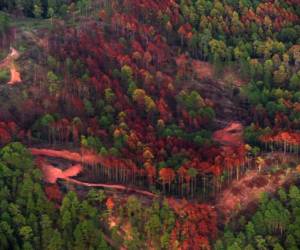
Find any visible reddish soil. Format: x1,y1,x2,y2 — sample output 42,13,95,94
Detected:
37,158,83,183
192,60,246,87
45,184,63,202
32,147,299,226
0,48,21,85
215,168,296,223
0,48,19,67
192,60,214,80
32,148,157,198
30,148,103,165
213,122,244,146
8,64,21,85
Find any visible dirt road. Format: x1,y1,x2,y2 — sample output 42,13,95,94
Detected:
31,146,300,226
32,148,157,198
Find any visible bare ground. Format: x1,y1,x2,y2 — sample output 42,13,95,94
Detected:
31,146,300,228
32,148,157,198
215,159,298,224
0,47,21,85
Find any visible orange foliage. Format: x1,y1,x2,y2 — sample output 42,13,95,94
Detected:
168,199,217,250
106,197,115,211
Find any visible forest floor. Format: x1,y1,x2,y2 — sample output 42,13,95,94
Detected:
192,60,246,87
215,152,299,224
0,47,21,85
21,30,48,49
189,60,250,128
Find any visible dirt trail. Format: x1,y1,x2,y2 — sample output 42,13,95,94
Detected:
30,148,103,165
0,47,21,85
65,177,157,197
8,63,21,84
32,147,299,225
0,48,19,67
32,148,157,198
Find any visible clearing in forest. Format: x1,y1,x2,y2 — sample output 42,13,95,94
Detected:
0,47,21,85
215,154,298,224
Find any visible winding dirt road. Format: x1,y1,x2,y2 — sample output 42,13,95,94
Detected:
30,148,103,165
31,147,300,226
32,148,157,198
64,177,157,197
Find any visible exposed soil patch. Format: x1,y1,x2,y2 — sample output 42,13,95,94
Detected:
0,48,21,85
245,175,268,189
32,147,299,229
215,166,298,224
8,63,21,85
221,67,247,87
192,60,214,80
213,122,244,146
231,186,243,196
32,148,157,198
30,148,103,165
37,157,83,183
189,59,250,127
192,60,246,87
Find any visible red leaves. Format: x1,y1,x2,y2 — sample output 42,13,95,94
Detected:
242,2,299,30
131,40,144,54
178,24,193,40
45,184,63,203
106,197,115,211
157,98,172,122
145,164,156,185
123,0,178,19
69,97,85,116
168,199,217,250
0,127,11,145
159,167,175,185
0,121,25,145
112,13,139,34
260,131,300,146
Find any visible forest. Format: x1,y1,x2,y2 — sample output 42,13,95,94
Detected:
0,0,300,249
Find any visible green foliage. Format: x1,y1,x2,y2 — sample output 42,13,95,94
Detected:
117,198,175,249
0,142,110,249
0,0,85,18
0,11,10,35
216,186,300,249
0,68,10,84
244,124,271,146
177,0,300,136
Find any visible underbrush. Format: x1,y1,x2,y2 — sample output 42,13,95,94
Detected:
215,183,300,250
0,68,10,84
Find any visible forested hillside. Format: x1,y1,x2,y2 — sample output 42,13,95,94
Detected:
0,142,110,250
216,185,300,250
0,0,300,249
